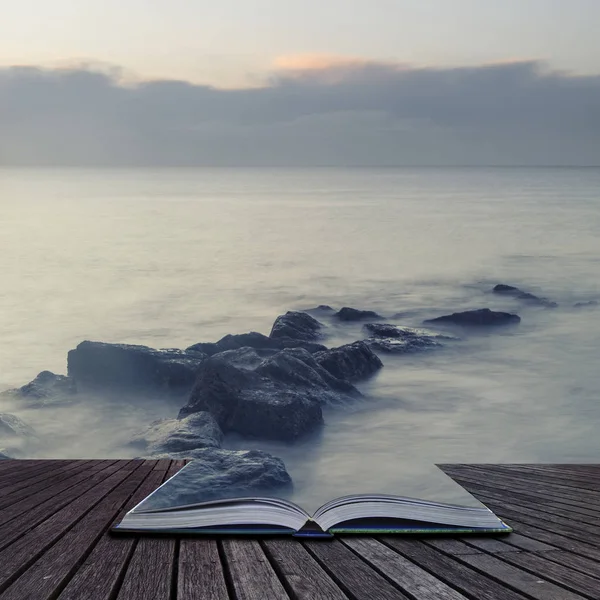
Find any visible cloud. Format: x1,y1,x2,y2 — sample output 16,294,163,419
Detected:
1,58,599,166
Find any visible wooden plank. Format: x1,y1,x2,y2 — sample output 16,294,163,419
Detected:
0,460,121,550
178,540,230,600
488,550,600,599
342,537,469,600
0,460,60,478
0,460,71,491
304,539,410,600
56,461,178,600
222,539,289,600
443,466,600,506
458,553,588,600
0,460,95,503
534,550,600,582
442,476,600,522
425,539,485,556
116,460,180,600
470,465,600,489
381,537,530,600
0,460,156,600
263,538,348,600
0,459,144,594
464,534,557,554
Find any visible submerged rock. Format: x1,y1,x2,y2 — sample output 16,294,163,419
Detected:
186,331,326,357
1,371,77,407
179,347,360,441
333,307,383,322
137,449,292,505
364,324,456,354
424,308,521,327
574,300,598,308
67,341,206,393
492,284,557,308
314,341,383,382
269,311,323,342
130,412,223,455
0,413,37,439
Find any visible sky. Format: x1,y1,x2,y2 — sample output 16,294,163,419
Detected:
1,0,599,166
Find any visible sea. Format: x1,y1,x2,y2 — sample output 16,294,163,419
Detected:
2,166,600,504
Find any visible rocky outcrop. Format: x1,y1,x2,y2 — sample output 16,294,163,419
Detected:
333,307,383,322
492,284,557,308
0,451,10,460
67,341,206,392
179,347,361,441
269,311,323,342
314,341,383,382
130,412,223,455
424,308,521,327
135,449,292,506
1,371,77,407
364,324,456,353
304,305,335,315
186,331,326,357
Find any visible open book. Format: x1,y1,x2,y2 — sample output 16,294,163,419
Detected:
113,461,512,537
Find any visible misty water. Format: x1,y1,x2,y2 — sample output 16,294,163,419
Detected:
2,167,600,503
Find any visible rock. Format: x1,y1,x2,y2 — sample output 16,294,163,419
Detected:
574,301,598,308
135,449,292,505
67,341,206,392
179,347,360,441
269,311,323,342
364,324,456,353
2,371,77,407
0,413,37,439
0,451,11,459
492,284,557,308
313,341,383,382
333,307,383,322
303,305,335,315
424,308,521,327
130,412,223,455
186,331,326,357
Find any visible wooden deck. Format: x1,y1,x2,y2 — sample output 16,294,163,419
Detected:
0,461,599,600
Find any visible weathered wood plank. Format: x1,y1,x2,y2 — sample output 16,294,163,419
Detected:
458,553,588,600
0,460,74,494
469,464,600,489
263,539,348,600
116,460,180,600
222,539,289,600
0,459,144,595
463,534,556,554
0,460,120,550
381,537,530,600
342,537,469,600
490,550,600,599
0,460,156,600
0,460,61,479
305,539,411,600
178,540,230,600
56,461,176,600
535,550,600,583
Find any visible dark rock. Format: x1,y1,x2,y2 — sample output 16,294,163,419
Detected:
574,301,598,308
364,324,456,354
67,341,206,392
303,305,335,315
424,308,521,327
314,341,383,382
0,451,10,460
186,331,326,357
130,412,223,455
269,311,323,342
179,347,360,441
2,371,77,407
492,284,557,308
333,307,383,322
135,449,292,505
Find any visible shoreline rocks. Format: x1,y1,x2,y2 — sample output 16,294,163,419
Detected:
137,449,293,505
333,307,383,322
364,323,455,353
130,412,223,455
492,284,558,308
1,371,77,407
269,311,323,342
424,308,521,327
314,341,383,382
67,341,206,393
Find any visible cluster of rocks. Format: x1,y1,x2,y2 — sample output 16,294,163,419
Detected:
0,413,38,458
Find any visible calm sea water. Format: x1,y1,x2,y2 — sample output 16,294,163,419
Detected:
2,167,600,500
